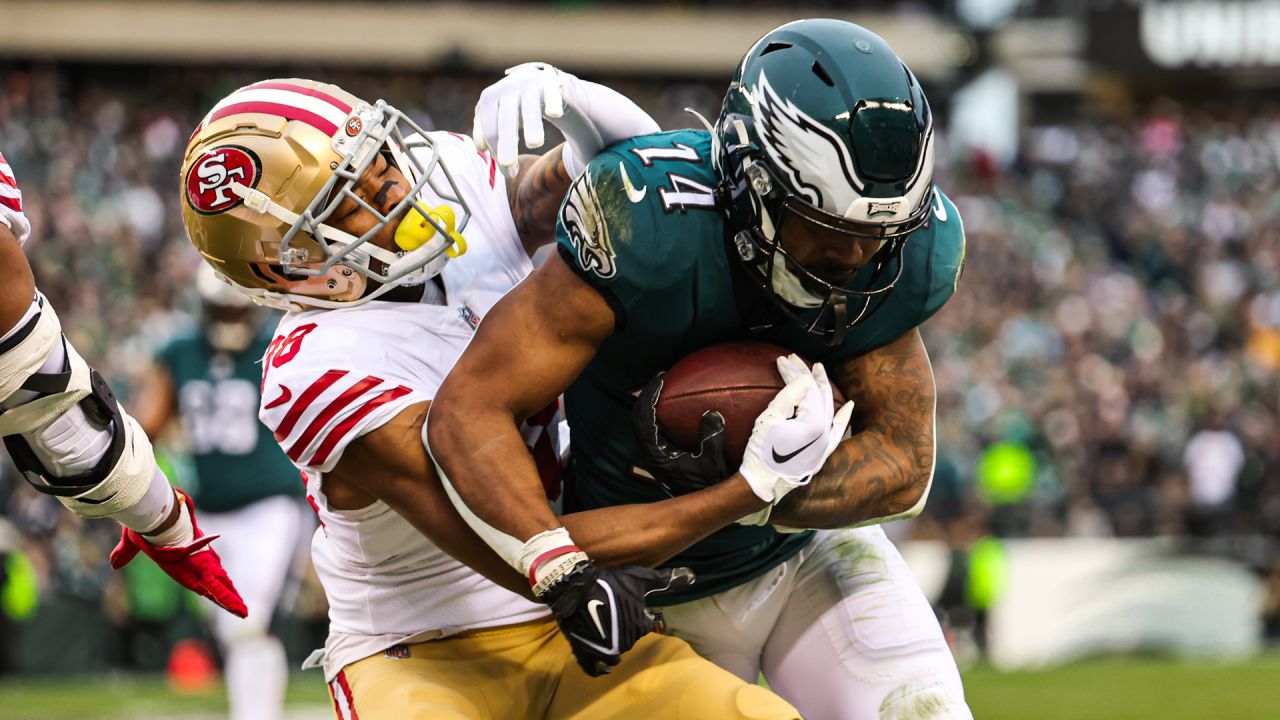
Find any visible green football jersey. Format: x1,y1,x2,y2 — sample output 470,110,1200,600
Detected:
156,326,300,513
555,129,965,603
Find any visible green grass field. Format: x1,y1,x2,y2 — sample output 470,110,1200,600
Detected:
0,654,1277,719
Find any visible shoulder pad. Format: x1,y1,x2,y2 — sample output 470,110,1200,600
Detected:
917,188,966,321
556,131,722,325
258,317,423,473
422,130,503,195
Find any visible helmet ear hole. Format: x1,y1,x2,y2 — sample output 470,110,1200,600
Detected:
811,62,835,87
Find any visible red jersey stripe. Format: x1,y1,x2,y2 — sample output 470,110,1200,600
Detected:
310,386,413,467
273,369,348,442
287,375,383,462
0,195,21,213
208,100,339,137
243,80,353,113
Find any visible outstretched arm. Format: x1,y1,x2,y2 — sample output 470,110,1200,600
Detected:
769,328,937,529
1,154,244,617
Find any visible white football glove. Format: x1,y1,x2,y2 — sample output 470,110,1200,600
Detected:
472,62,659,179
737,354,854,526
0,151,32,246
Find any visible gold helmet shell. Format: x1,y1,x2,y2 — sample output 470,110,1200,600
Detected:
180,78,469,310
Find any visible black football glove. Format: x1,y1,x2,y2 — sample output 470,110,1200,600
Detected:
538,558,695,677
632,372,731,497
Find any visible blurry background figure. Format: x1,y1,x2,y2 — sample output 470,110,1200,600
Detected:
133,265,308,720
1182,415,1244,538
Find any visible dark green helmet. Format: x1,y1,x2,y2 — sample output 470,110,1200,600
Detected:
713,19,935,345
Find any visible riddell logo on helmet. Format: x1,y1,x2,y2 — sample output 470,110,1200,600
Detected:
345,116,363,137
185,145,261,215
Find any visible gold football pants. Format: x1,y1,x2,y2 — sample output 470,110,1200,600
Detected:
328,617,800,720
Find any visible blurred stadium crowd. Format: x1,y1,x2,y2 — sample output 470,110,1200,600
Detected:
0,61,1277,672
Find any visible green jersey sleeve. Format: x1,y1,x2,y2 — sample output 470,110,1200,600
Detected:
915,188,966,324
555,134,712,331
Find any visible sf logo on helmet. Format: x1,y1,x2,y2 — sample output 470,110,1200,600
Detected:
185,145,262,214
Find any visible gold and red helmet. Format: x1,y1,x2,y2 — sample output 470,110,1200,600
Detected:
180,78,468,310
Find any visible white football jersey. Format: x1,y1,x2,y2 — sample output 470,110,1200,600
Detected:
258,132,553,681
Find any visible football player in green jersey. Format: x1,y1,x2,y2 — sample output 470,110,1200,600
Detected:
135,265,306,720
430,19,971,720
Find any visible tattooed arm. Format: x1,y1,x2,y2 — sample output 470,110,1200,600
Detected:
769,328,937,529
507,146,571,257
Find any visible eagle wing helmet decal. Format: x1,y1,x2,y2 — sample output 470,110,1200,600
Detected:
751,72,864,214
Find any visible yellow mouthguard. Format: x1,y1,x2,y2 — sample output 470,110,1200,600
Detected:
394,205,467,258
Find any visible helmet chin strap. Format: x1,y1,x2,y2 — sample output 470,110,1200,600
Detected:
769,259,825,308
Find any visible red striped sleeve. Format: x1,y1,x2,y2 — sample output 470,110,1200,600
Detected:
273,369,347,442
286,375,383,462
207,101,339,137
0,154,21,213
309,386,413,467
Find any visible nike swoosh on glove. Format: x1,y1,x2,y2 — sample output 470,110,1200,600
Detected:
737,354,854,525
539,559,694,677
109,489,247,618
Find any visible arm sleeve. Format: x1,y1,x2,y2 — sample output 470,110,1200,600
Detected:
554,151,687,331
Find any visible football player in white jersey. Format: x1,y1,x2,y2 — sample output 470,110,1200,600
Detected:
178,72,801,719
0,153,245,622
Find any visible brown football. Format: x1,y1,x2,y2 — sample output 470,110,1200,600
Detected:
655,340,845,466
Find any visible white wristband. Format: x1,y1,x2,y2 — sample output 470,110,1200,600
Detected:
518,527,589,595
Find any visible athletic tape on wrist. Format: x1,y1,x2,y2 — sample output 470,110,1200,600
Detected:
518,527,589,596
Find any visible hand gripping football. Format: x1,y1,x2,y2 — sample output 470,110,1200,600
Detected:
654,341,845,466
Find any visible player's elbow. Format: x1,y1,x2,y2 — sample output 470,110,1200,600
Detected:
423,382,514,486
424,386,470,469
892,470,931,519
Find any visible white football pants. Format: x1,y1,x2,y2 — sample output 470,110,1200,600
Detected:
199,494,309,720
656,526,972,720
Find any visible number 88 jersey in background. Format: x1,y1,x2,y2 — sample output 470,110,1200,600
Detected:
155,326,301,513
